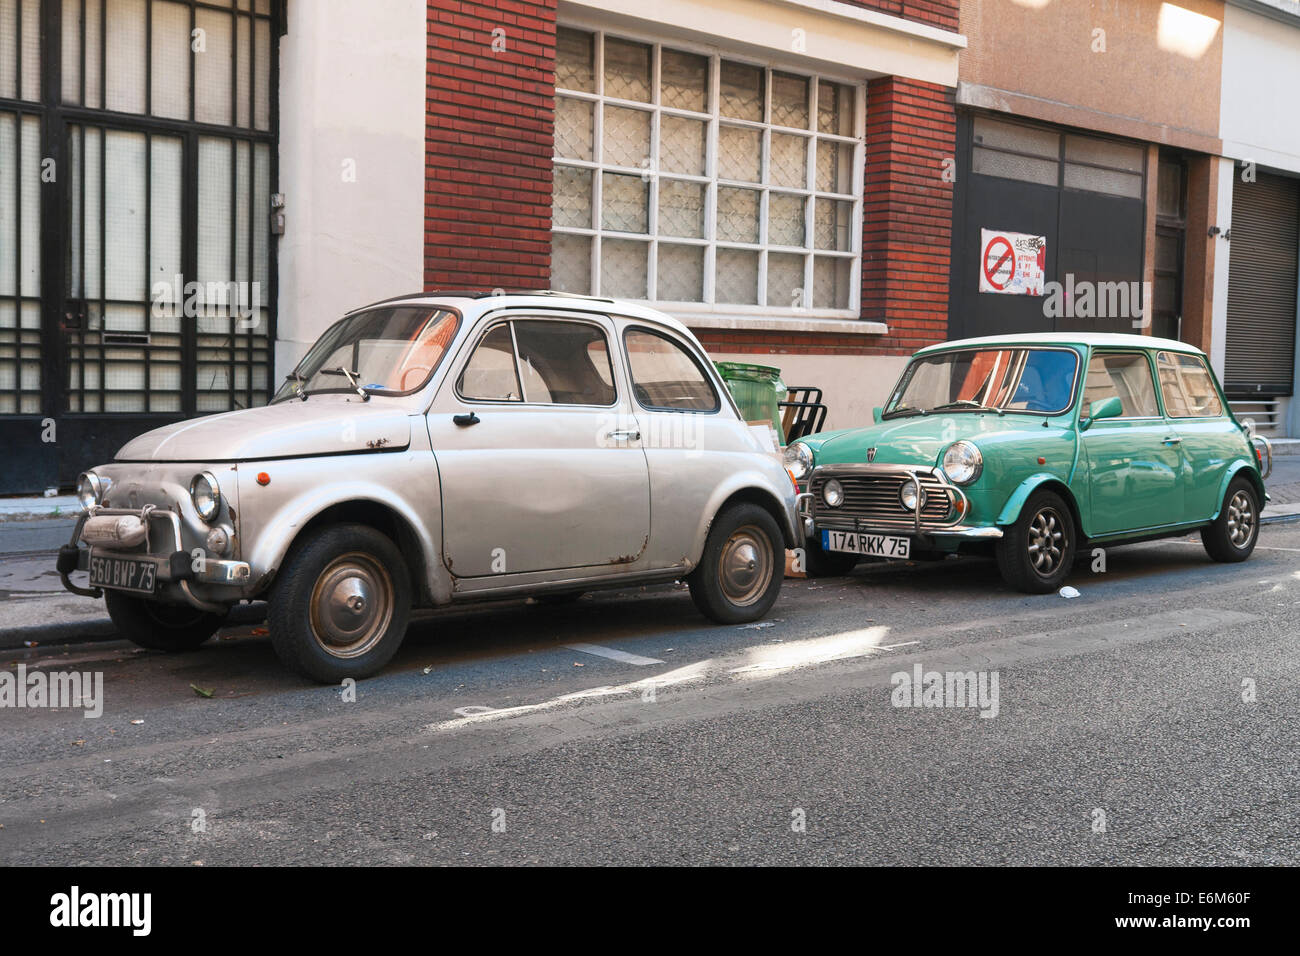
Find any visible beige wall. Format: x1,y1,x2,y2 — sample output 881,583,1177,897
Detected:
959,0,1223,152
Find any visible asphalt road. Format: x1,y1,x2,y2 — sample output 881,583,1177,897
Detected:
1,513,1297,867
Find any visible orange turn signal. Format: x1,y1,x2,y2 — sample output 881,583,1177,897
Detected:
256,472,271,486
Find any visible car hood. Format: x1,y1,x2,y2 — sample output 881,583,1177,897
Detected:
115,398,413,462
806,412,1065,467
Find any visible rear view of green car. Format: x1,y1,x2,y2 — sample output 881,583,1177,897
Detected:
785,332,1271,593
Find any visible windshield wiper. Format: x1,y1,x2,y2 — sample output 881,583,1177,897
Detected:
881,407,927,420
933,400,1004,416
322,366,370,401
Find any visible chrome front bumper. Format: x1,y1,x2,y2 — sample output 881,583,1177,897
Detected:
803,464,1003,542
58,507,250,612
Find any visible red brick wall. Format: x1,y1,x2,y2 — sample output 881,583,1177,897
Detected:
859,76,955,355
425,0,557,289
840,0,959,33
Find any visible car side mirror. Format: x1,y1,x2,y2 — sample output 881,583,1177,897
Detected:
1081,395,1123,431
872,406,883,424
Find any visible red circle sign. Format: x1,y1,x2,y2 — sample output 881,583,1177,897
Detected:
983,236,1015,290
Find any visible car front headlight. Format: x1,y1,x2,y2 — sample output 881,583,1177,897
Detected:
190,471,221,522
900,478,927,512
783,442,814,481
77,472,103,511
823,478,844,508
941,441,983,485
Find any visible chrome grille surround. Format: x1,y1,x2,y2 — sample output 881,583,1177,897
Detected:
809,464,965,534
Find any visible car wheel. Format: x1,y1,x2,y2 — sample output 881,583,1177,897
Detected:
104,590,226,651
688,503,783,624
801,535,859,577
1201,477,1260,563
995,489,1076,594
267,524,412,682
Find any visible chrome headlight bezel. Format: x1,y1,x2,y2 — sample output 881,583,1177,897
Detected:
77,472,103,511
823,478,844,508
899,478,927,512
941,441,983,485
190,471,221,523
783,442,814,481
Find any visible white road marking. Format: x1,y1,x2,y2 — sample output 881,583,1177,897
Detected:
564,643,664,666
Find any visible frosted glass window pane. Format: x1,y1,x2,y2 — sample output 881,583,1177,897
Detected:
719,126,760,182
106,0,147,114
555,96,593,161
254,18,270,130
815,198,853,251
0,116,14,296
769,193,805,248
556,27,595,92
600,239,648,299
198,138,233,285
61,0,81,102
601,173,648,234
253,144,269,288
0,115,39,296
20,0,39,101
1064,134,1144,173
816,139,853,194
85,0,103,108
715,248,758,304
104,132,148,302
769,133,807,189
235,141,250,283
720,61,762,121
656,244,703,302
973,117,1059,159
236,14,251,128
19,115,39,296
151,1,192,120
771,73,809,130
817,81,853,136
552,233,592,294
658,179,705,239
1064,163,1143,198
661,49,707,112
604,37,650,102
0,0,16,100
716,187,759,244
767,253,804,308
553,166,593,229
195,8,233,125
603,105,650,168
973,147,1058,186
814,256,851,309
659,115,705,176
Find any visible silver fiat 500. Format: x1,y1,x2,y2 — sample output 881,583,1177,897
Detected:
59,292,800,681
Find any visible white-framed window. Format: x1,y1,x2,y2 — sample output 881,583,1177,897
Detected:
552,25,865,318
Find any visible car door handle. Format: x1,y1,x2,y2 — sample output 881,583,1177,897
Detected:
1162,436,1182,445
605,429,640,442
453,412,480,427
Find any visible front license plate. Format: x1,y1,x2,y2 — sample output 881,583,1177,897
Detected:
89,553,158,594
821,529,911,559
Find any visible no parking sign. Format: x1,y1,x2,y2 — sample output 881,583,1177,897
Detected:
979,229,1046,296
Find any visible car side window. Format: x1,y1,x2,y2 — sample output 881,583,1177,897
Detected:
511,321,617,406
623,329,720,412
1156,351,1223,418
458,324,522,402
1082,352,1159,418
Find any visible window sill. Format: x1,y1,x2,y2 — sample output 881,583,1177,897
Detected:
673,312,889,336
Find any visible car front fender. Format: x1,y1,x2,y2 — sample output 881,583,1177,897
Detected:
995,473,1079,528
1211,460,1267,520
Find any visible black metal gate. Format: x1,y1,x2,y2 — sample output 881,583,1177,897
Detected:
0,0,279,494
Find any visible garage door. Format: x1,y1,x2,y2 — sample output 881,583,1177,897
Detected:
1224,171,1299,397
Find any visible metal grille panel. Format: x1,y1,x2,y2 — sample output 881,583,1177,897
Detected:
810,472,955,529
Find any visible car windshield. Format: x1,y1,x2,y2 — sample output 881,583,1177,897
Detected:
272,307,459,403
884,347,1079,418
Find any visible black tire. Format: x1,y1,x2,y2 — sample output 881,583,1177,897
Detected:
104,590,225,651
688,503,783,624
995,489,1077,594
1201,476,1260,563
267,524,412,682
801,535,860,577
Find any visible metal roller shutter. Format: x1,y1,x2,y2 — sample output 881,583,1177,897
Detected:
1224,172,1299,396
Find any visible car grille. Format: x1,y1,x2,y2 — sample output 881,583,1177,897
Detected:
810,471,955,530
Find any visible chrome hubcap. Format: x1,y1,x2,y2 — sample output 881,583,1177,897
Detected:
309,552,393,659
1226,490,1255,548
1027,507,1066,577
717,525,773,607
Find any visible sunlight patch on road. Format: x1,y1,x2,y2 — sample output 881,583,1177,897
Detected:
728,625,892,677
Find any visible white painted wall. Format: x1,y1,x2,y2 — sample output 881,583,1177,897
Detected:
275,0,427,380
1209,156,1234,380
1220,5,1300,173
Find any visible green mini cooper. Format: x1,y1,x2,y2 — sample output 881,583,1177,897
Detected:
783,333,1272,593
